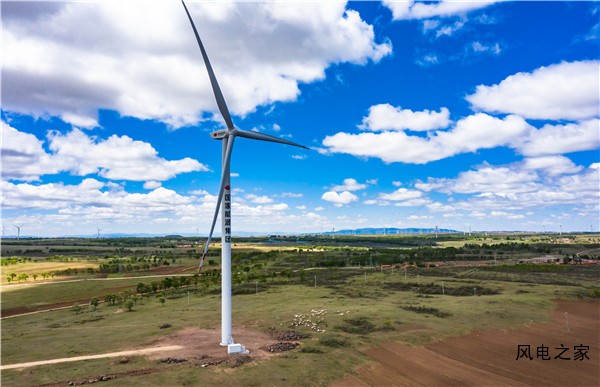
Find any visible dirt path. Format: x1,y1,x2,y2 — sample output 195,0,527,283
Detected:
334,299,599,386
1,326,280,374
0,346,183,371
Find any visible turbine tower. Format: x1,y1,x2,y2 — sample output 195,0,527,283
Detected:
182,1,307,354
14,225,23,240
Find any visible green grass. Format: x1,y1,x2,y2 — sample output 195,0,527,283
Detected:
1,237,599,386
1,277,170,313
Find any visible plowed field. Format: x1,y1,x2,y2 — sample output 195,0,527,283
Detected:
335,300,599,386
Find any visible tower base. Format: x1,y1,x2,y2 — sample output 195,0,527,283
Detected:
227,343,248,354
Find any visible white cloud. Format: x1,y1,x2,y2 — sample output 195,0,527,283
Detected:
517,119,600,157
360,104,451,132
471,41,501,55
420,160,599,213
0,178,318,236
467,61,600,120
428,165,540,195
392,181,403,187
383,0,500,20
321,191,359,206
2,123,206,182
296,205,307,210
2,2,391,128
521,156,583,177
314,206,325,211
489,211,524,219
245,194,274,204
1,121,65,181
189,189,209,196
415,53,440,67
281,192,304,198
408,215,431,220
143,181,162,189
292,154,307,160
435,20,466,38
380,188,423,201
49,128,207,181
331,178,367,192
323,113,531,164
1,179,192,212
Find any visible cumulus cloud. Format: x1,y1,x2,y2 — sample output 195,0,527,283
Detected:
467,61,600,120
416,158,599,212
2,2,391,128
439,165,540,194
383,0,500,20
245,194,274,204
1,178,192,211
143,181,162,189
360,104,451,132
321,191,359,206
331,178,368,192
517,119,599,157
1,123,207,182
323,113,531,164
380,188,423,201
521,156,583,177
1,121,65,181
1,178,311,236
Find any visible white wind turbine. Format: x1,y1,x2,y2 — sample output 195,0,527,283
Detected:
14,224,23,240
182,1,308,354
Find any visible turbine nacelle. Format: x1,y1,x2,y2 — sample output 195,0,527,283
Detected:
210,129,229,140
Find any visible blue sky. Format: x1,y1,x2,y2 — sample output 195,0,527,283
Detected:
2,1,599,237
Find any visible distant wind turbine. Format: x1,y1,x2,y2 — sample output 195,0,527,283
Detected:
182,1,307,354
14,225,23,240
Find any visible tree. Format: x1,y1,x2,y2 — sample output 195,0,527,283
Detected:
18,273,29,282
124,299,134,311
159,297,166,307
136,282,147,295
6,276,12,284
90,297,99,311
32,274,38,281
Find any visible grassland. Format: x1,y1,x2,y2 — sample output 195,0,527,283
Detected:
1,234,599,386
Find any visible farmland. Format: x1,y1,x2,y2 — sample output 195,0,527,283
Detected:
1,234,599,386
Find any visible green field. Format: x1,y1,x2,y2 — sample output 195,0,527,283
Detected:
1,235,599,385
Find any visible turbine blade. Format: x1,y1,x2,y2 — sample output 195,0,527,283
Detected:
181,1,235,131
199,136,235,272
235,129,309,150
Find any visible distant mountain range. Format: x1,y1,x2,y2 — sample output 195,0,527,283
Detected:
319,227,459,235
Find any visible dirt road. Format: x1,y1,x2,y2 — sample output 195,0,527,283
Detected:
0,346,183,371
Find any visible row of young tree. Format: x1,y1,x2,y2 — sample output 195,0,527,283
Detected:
5,272,56,283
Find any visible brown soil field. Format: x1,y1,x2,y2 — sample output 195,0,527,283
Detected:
334,300,599,387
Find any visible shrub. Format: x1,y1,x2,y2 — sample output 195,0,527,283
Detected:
337,317,376,334
300,346,324,354
319,336,348,348
400,305,451,318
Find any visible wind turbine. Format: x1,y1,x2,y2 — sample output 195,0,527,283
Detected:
181,1,308,353
14,225,23,240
